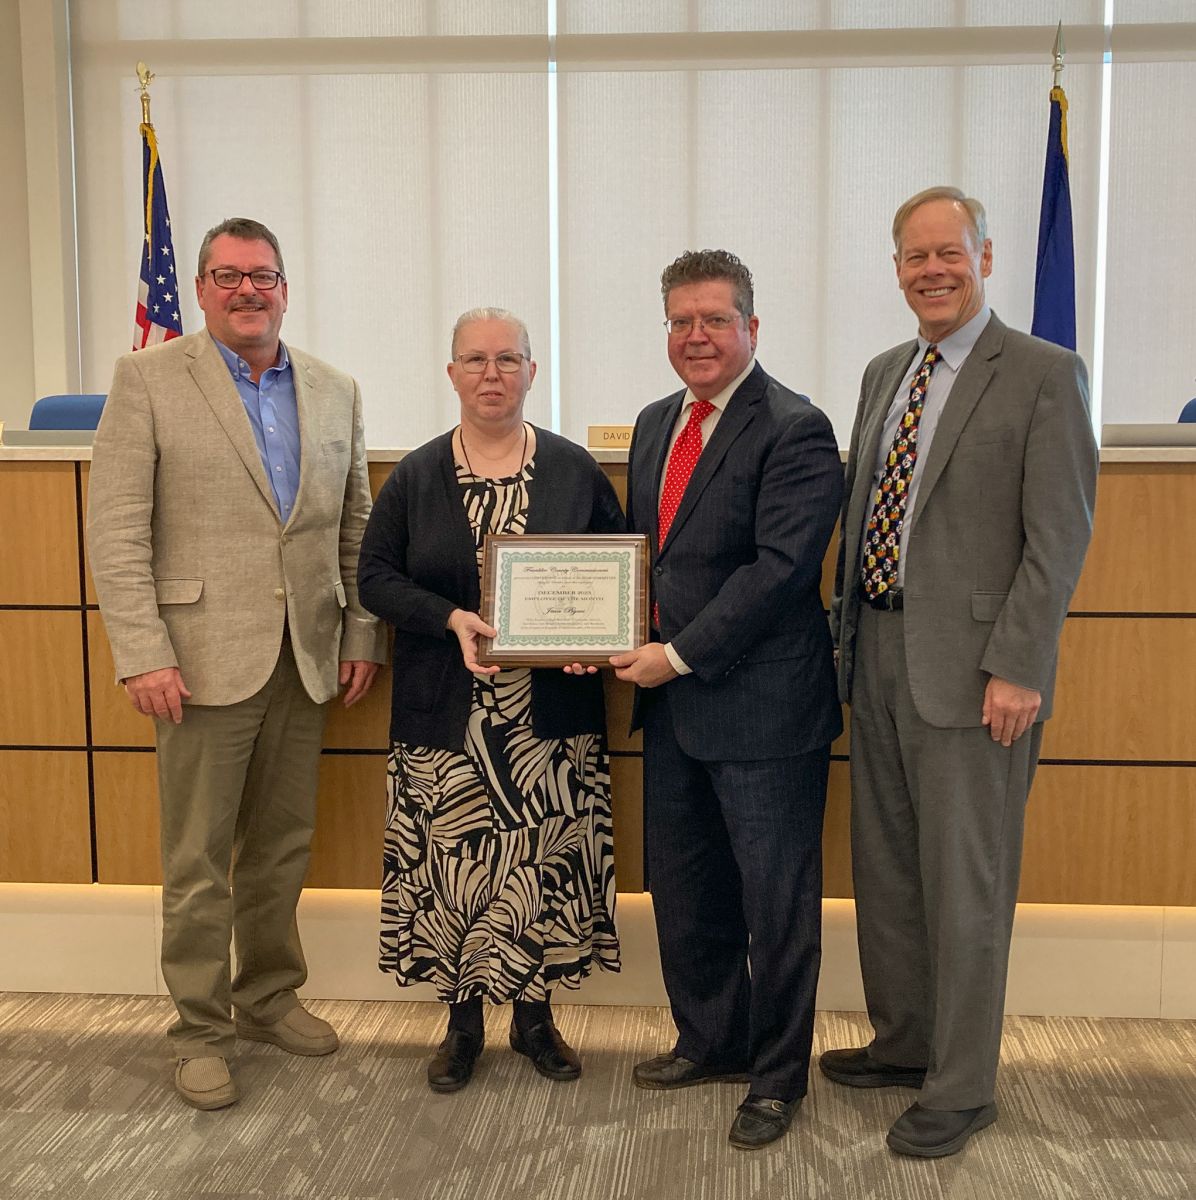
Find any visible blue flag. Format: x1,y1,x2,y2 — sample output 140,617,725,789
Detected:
1031,85,1076,350
133,123,183,350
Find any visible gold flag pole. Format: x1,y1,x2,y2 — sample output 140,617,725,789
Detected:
136,61,154,127
135,62,160,251
1052,21,1065,87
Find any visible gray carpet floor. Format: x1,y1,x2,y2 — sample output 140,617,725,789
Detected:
1,994,1194,1199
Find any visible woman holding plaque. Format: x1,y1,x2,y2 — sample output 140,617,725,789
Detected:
358,307,622,1093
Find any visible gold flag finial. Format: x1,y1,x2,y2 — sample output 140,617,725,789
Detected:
1052,22,1066,88
136,61,154,125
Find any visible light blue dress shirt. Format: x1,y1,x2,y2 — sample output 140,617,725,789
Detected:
214,338,301,522
866,305,991,588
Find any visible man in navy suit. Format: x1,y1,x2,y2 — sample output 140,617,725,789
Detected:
611,250,843,1149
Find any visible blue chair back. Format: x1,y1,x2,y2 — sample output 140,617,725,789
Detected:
29,394,107,431
1179,397,1196,424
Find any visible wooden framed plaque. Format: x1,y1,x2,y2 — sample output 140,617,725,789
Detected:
478,533,650,667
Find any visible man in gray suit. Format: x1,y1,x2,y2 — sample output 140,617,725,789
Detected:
88,217,386,1110
822,187,1097,1157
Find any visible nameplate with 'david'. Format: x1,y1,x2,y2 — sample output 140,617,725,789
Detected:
587,425,633,449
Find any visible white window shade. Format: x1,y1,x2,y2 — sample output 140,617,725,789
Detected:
71,58,550,447
558,60,1105,443
68,3,1196,450
1103,60,1196,424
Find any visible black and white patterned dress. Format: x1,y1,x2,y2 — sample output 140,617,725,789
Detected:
379,459,621,1002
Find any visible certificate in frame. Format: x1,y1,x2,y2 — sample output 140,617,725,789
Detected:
478,533,649,667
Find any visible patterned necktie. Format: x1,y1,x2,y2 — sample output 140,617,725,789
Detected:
861,344,940,600
657,399,715,548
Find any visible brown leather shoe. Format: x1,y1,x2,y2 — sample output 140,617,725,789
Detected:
728,1094,801,1150
633,1051,749,1090
236,1005,339,1056
175,1056,238,1111
509,1020,581,1081
427,1030,483,1093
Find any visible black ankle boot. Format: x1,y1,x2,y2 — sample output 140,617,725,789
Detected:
427,999,484,1093
427,1029,483,1093
509,1001,581,1081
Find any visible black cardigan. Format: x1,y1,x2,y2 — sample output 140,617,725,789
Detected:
358,426,626,750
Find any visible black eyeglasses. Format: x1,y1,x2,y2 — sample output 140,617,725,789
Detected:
206,268,285,291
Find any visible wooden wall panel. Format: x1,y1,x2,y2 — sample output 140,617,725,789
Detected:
322,663,392,749
820,526,839,611
93,751,161,884
1044,617,1196,762
94,751,400,890
609,755,645,893
822,761,853,898
0,611,86,745
814,763,1196,907
5,453,1196,905
307,754,387,888
603,674,642,753
1070,464,1196,614
603,462,628,510
79,463,97,605
87,612,154,747
0,751,91,882
0,463,79,605
831,715,850,758
300,708,1194,902
367,460,394,498
1021,765,1196,905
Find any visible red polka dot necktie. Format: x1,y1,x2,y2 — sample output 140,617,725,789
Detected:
658,399,715,548
861,344,940,601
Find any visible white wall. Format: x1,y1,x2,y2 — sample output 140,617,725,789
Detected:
0,0,35,431
8,7,1196,439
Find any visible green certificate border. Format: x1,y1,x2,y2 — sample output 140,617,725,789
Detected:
494,549,631,648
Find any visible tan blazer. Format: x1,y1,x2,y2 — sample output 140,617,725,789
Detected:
833,312,1098,727
88,329,386,706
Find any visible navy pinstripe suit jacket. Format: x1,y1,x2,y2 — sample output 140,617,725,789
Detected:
626,362,843,761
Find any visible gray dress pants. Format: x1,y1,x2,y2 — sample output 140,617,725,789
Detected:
849,604,1043,1110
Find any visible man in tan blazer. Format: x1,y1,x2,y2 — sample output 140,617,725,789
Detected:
88,217,386,1110
822,188,1097,1157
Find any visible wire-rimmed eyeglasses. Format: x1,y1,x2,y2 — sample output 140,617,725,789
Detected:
453,353,528,374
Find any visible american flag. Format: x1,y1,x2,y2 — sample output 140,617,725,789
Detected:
133,122,183,350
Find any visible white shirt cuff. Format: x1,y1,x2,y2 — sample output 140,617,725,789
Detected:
663,642,692,676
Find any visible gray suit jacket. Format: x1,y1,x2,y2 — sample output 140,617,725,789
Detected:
832,313,1097,727
88,329,386,707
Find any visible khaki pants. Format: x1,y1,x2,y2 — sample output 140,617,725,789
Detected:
155,640,329,1058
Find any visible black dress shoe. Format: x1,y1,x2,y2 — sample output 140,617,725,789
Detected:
427,1030,483,1093
728,1094,801,1150
819,1047,927,1089
509,1020,581,1081
886,1101,998,1158
633,1052,750,1090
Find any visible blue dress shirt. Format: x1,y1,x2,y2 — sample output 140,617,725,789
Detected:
214,338,301,522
